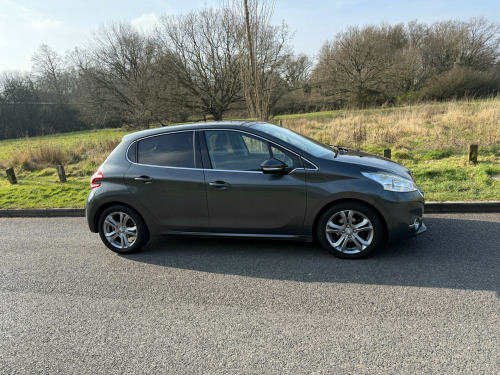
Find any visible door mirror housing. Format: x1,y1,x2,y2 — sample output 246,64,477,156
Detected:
261,158,286,174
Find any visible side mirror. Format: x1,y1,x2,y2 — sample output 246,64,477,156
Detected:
261,158,286,174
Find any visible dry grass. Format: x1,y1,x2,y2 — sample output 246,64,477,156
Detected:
283,99,500,152
10,145,70,171
6,138,121,172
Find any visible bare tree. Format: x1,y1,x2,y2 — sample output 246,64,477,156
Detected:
156,8,242,121
73,22,159,129
31,44,70,107
313,18,500,107
422,17,500,76
386,21,429,96
31,44,87,133
269,53,314,115
313,25,399,107
283,53,313,90
229,0,293,120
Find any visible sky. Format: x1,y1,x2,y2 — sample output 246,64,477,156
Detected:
0,0,499,73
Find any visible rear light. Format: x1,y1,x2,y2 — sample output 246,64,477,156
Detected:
90,170,103,189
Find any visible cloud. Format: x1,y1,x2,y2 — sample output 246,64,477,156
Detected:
0,0,79,71
131,12,159,32
30,18,64,30
0,0,62,30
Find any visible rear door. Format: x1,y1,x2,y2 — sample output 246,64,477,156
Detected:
124,131,209,231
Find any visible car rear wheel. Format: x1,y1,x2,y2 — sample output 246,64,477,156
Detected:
98,205,150,254
317,202,383,259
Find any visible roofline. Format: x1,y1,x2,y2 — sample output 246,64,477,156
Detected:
121,121,269,142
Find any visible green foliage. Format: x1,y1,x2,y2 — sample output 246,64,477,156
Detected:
421,149,455,161
396,89,419,105
402,155,500,201
393,151,414,161
480,145,500,156
0,172,89,209
36,168,56,177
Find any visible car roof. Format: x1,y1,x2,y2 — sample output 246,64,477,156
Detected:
121,121,270,142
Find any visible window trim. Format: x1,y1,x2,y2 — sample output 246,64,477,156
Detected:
124,128,319,172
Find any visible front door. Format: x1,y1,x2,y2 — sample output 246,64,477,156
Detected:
202,130,307,235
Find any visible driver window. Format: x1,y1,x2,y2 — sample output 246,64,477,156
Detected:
205,131,270,171
270,145,295,167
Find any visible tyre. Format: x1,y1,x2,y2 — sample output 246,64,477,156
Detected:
98,205,150,254
317,202,383,259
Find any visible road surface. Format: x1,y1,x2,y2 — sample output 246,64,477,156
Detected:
1,213,499,374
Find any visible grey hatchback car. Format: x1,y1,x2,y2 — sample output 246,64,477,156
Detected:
86,122,426,259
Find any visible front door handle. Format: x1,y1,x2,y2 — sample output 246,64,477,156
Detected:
209,181,231,189
135,176,155,184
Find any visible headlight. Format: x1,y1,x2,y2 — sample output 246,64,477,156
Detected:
361,171,418,192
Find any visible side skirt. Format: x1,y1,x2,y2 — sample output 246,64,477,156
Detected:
157,231,314,242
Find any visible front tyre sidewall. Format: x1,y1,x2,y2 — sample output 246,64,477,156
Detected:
98,205,149,254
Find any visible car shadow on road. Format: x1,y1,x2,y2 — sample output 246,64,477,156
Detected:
124,217,500,294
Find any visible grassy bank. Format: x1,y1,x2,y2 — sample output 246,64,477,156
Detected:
1,99,499,209
275,98,500,153
0,129,126,209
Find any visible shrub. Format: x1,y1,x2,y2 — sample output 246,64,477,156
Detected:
11,151,35,171
33,145,70,166
419,68,500,101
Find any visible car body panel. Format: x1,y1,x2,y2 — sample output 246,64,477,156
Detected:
330,149,412,178
204,168,307,234
124,163,209,231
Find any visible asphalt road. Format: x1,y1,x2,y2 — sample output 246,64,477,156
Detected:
0,213,499,374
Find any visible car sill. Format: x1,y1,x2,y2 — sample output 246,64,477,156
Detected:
159,231,313,242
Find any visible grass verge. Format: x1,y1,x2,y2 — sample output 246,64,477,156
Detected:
0,172,88,209
400,155,500,201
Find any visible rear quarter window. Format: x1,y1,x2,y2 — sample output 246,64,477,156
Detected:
127,142,137,163
137,132,195,168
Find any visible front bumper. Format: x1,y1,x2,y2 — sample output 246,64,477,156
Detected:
375,189,427,243
416,222,427,235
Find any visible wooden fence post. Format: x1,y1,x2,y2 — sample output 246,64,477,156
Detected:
383,148,392,159
6,168,17,184
279,120,283,127
468,144,478,164
56,165,67,183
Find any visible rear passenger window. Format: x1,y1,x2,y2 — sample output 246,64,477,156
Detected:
137,132,195,168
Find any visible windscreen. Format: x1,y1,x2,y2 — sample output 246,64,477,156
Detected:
251,123,333,158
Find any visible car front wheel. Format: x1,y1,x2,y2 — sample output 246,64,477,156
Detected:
317,202,383,259
98,205,150,254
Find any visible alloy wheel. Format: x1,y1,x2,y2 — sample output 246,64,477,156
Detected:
325,210,374,254
103,212,138,250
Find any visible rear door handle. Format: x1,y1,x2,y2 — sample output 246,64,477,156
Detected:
209,181,231,189
135,176,155,184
